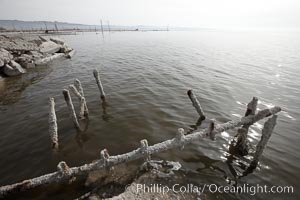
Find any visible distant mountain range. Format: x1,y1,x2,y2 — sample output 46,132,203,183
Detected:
0,20,174,31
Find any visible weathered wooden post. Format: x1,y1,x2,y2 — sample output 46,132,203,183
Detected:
93,69,106,100
242,115,278,177
0,105,281,197
244,97,258,119
187,90,206,120
79,97,86,119
100,19,104,38
69,84,89,119
49,97,58,149
74,79,84,96
250,115,277,168
100,149,111,171
57,161,71,176
63,89,80,130
176,128,185,150
207,120,216,140
140,139,151,161
235,97,258,155
66,50,76,59
74,79,89,118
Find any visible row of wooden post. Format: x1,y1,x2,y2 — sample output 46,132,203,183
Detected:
0,102,280,197
187,90,277,166
0,69,280,198
52,72,278,164
49,69,105,149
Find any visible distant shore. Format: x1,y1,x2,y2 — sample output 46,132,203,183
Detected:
0,28,170,35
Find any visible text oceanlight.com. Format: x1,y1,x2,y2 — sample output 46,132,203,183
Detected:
134,183,294,196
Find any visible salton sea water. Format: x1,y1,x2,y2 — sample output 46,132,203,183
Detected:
0,30,299,199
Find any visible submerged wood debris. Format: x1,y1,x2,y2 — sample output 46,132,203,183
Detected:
49,97,58,149
0,34,75,78
0,69,282,199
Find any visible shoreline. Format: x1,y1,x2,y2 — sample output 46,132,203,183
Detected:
0,28,170,35
0,33,74,79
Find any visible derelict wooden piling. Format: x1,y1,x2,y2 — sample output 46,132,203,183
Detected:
69,84,88,119
74,79,89,117
100,20,104,37
0,105,281,197
93,69,106,100
251,115,278,167
74,79,84,96
49,97,58,149
235,97,258,155
63,89,80,130
187,90,206,120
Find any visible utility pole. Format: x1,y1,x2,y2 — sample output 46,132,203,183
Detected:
55,23,59,33
44,22,48,33
100,19,104,37
107,21,111,32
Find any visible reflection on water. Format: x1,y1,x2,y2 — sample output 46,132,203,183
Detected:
0,66,51,105
0,30,300,199
101,100,112,122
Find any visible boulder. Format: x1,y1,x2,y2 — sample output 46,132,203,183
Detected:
0,36,39,51
29,51,43,60
23,62,35,69
66,49,75,58
15,54,32,61
39,36,48,42
35,53,65,65
15,54,35,68
0,48,13,67
60,44,72,53
30,39,43,46
50,37,65,45
40,41,61,54
3,60,26,76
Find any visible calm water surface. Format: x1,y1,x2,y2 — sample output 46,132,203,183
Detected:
0,30,299,199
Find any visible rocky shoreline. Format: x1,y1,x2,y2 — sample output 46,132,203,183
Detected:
0,34,74,77
77,160,202,200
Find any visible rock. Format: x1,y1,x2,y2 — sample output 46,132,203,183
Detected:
29,39,43,46
0,34,74,78
39,36,48,42
0,48,13,67
15,54,32,63
3,60,26,76
66,49,75,58
14,54,35,69
86,160,201,200
0,35,39,51
29,51,43,60
35,53,65,65
60,44,72,53
40,41,61,54
50,37,65,45
23,62,35,69
20,60,35,69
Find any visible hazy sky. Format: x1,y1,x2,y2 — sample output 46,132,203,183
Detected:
0,0,299,29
